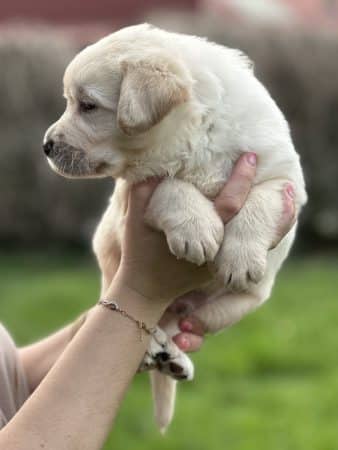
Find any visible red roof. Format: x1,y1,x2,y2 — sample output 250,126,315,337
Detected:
0,0,199,24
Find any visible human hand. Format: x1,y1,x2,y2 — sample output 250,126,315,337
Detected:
113,179,211,309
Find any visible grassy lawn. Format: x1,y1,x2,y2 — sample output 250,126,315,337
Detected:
0,252,337,450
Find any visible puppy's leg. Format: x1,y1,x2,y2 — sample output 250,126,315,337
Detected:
191,277,273,334
145,178,224,266
193,290,264,334
193,228,296,333
217,178,299,291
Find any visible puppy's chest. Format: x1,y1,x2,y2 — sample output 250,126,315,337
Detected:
128,156,233,198
172,143,239,197
127,135,238,197
175,164,231,197
168,114,242,196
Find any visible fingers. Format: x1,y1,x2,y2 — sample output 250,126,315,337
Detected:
282,184,296,225
173,316,206,353
214,152,256,223
270,183,297,249
179,317,205,335
173,333,204,353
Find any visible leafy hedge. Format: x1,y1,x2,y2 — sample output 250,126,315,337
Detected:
0,24,337,249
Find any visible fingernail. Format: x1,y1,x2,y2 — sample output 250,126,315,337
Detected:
285,184,295,199
180,337,190,351
246,152,257,166
181,321,193,332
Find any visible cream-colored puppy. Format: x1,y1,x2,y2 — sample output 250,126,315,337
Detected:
44,24,307,431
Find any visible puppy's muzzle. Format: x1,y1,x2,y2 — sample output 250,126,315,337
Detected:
43,140,93,177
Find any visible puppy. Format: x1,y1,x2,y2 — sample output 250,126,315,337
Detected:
43,24,307,432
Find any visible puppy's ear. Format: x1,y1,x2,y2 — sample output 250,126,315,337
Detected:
117,57,190,136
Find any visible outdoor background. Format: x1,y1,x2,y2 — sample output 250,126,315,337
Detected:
0,1,338,449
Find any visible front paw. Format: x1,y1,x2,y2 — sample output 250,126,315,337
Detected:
166,216,224,266
217,239,267,291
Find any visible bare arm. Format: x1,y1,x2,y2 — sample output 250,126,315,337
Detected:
19,312,88,393
0,181,210,450
2,282,165,450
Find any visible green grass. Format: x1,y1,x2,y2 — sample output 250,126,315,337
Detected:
1,252,338,450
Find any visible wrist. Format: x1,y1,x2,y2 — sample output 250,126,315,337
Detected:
69,311,89,340
103,275,168,326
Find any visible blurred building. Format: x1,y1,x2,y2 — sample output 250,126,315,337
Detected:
1,0,337,30
0,0,337,247
203,0,338,29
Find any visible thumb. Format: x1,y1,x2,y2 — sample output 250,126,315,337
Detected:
127,178,161,217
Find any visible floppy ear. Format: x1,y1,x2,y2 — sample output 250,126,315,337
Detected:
117,58,190,136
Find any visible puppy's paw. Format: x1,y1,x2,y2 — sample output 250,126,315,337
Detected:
155,347,194,381
138,327,194,381
166,215,224,266
217,239,267,292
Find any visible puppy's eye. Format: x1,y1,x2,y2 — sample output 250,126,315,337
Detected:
79,101,97,113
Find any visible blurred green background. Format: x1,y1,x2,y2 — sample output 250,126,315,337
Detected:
1,253,338,449
1,1,338,449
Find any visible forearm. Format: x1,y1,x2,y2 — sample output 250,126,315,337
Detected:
0,280,166,450
19,312,89,392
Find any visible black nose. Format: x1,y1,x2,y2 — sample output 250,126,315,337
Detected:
43,139,54,157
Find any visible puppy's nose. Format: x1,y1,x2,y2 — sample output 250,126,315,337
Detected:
43,139,54,157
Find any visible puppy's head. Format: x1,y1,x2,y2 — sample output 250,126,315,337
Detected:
43,25,192,179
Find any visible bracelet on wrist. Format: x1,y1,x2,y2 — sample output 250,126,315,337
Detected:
98,299,156,341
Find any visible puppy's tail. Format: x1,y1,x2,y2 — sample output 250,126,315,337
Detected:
150,371,177,434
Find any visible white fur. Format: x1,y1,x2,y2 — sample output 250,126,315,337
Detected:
44,24,307,431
